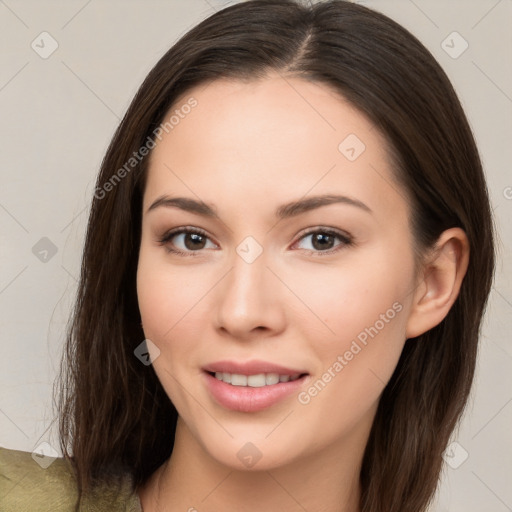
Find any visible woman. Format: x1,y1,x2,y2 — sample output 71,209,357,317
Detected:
0,0,495,511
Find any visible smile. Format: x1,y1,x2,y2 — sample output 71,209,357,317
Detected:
212,372,302,387
203,371,309,413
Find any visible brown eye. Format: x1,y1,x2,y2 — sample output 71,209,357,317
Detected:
295,228,353,255
159,227,216,255
182,232,207,250
311,232,336,250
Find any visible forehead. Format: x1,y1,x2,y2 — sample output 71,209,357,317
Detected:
143,74,407,224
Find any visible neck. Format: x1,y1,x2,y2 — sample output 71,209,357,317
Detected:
139,415,372,512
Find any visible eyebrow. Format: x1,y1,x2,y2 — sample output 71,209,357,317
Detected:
146,194,372,218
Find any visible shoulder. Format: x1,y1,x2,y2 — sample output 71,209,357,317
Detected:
0,446,142,512
0,445,78,511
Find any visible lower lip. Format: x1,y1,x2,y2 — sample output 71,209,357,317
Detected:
203,372,308,412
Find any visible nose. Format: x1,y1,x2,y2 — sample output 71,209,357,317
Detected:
214,248,287,341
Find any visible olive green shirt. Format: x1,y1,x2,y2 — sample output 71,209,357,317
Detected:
0,447,142,511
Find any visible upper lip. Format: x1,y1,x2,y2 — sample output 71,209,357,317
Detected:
203,359,308,376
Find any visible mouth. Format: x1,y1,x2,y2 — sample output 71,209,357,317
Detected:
202,364,309,413
206,371,306,387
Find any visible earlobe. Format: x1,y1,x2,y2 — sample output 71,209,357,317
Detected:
405,227,470,339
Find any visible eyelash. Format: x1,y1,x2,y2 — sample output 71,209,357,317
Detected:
157,226,353,258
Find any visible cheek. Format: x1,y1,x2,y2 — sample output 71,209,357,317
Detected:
136,251,219,412
136,255,205,409
136,259,171,340
285,253,411,347
287,249,412,398
136,248,209,342
293,255,412,425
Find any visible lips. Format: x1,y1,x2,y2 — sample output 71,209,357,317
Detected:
202,360,309,412
203,359,307,376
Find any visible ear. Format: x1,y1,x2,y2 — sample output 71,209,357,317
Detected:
405,227,470,339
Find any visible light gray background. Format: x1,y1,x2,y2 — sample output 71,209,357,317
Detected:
0,0,511,510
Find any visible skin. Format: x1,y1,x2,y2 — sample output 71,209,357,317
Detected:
136,72,469,511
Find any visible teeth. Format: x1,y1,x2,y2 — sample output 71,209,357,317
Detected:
265,373,279,385
248,374,266,387
213,372,301,387
231,374,248,386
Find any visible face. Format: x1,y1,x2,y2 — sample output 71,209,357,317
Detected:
136,73,418,471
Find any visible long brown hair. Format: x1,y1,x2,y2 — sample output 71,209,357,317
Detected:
56,1,495,510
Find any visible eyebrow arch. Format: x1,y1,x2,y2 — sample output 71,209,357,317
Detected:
146,194,372,218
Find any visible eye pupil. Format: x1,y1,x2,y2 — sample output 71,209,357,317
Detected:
312,233,334,250
185,233,206,250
